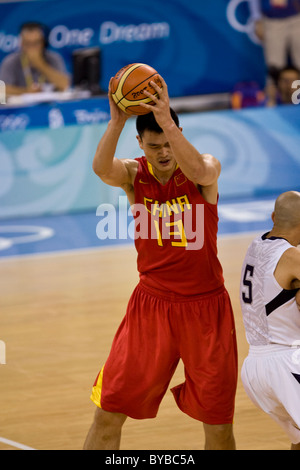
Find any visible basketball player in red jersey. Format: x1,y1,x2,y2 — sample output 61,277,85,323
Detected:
83,76,238,450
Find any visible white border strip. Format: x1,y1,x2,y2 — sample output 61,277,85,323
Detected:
0,436,36,450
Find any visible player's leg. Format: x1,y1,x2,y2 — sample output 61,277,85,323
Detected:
171,288,238,449
242,348,300,449
262,17,289,71
203,423,236,450
84,283,180,449
291,442,300,450
83,407,127,450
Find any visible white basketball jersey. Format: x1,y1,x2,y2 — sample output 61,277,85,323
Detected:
240,233,300,346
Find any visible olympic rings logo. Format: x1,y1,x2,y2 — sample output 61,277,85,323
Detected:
0,226,54,252
227,0,261,44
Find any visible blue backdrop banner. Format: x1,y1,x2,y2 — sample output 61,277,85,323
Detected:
0,97,110,131
0,0,265,97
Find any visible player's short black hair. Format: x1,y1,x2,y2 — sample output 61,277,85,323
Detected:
136,107,180,138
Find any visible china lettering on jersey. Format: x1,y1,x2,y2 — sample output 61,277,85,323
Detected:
133,156,224,296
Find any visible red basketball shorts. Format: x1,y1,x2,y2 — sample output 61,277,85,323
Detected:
91,282,238,425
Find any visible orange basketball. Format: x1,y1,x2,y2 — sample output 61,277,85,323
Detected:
111,63,162,115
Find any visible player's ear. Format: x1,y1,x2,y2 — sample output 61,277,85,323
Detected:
136,135,143,149
271,211,275,223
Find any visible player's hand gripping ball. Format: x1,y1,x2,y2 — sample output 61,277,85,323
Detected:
111,63,163,115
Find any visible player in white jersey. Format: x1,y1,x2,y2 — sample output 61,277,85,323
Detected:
240,191,300,450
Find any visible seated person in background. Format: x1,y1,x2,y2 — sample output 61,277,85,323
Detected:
231,67,300,109
266,66,300,106
0,22,70,96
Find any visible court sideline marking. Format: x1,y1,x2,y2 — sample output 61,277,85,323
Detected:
0,230,262,263
0,436,36,450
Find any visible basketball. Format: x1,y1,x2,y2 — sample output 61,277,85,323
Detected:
111,63,163,115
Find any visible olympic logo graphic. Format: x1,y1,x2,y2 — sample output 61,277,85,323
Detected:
227,0,261,44
0,225,54,252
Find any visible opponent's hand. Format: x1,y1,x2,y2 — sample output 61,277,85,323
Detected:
108,78,130,126
141,75,174,130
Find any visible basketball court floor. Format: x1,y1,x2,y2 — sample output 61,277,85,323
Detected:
0,194,293,450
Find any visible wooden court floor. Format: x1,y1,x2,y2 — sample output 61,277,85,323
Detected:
0,233,292,450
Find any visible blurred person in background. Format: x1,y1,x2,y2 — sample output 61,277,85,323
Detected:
0,22,70,96
249,0,300,74
231,66,300,109
249,0,300,101
266,65,300,106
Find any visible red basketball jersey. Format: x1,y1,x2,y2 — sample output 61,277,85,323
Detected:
133,157,224,296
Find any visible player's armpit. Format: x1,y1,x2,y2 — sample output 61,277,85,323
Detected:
290,249,300,287
94,158,137,188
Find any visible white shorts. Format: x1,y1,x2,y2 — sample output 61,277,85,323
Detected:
241,345,300,445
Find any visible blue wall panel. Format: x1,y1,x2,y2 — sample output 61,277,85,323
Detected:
0,0,265,97
0,104,299,219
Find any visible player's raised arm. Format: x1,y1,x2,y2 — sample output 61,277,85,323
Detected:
142,76,221,188
92,78,136,188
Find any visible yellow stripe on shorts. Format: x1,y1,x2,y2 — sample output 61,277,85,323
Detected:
90,366,104,408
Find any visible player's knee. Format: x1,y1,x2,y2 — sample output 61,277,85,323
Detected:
203,423,235,450
93,407,127,430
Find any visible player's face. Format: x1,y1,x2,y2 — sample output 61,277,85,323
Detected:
137,130,176,174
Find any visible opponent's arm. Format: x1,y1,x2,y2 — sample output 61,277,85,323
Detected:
296,289,300,311
275,248,300,296
142,76,221,188
292,255,300,311
92,79,135,188
285,248,300,285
